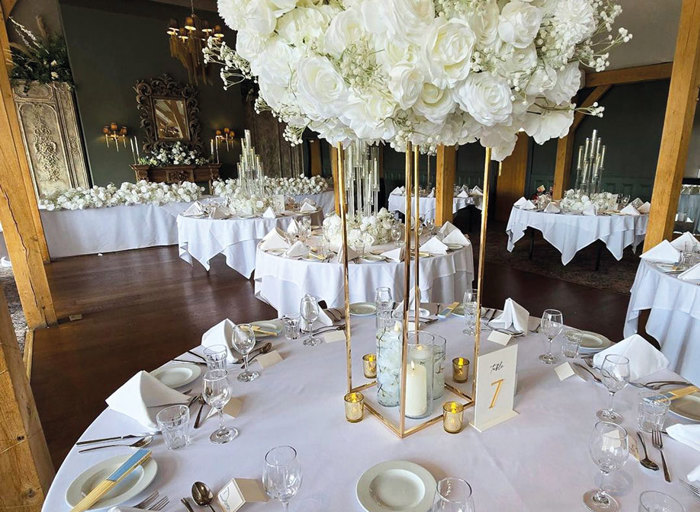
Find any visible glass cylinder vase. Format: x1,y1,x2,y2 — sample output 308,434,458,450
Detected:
376,312,402,407
404,331,435,419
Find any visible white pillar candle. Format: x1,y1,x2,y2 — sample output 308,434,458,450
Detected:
405,360,428,417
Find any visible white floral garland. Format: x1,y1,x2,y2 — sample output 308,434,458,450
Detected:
560,189,618,213
38,181,203,211
212,176,330,197
138,141,209,167
322,208,394,248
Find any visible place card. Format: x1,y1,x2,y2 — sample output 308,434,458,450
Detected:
323,330,346,343
487,330,511,346
255,350,283,369
207,397,243,420
471,345,518,432
554,362,583,381
217,478,268,512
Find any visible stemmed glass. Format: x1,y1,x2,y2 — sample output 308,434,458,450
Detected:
232,325,259,382
583,421,628,512
431,477,475,512
202,369,238,444
300,294,321,347
391,223,402,247
597,354,630,423
375,286,393,312
539,309,563,365
462,289,478,335
263,445,302,511
424,218,435,236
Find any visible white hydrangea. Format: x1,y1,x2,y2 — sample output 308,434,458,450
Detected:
322,208,394,247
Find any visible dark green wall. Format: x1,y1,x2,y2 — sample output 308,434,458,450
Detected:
60,0,246,186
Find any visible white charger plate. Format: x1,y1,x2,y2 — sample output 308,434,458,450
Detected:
669,392,700,422
445,243,464,251
350,302,377,316
150,362,201,388
65,455,158,510
357,460,436,512
251,320,283,337
577,331,612,353
361,254,385,263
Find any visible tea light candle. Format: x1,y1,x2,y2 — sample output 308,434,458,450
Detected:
344,392,364,423
362,354,377,379
405,360,428,418
452,357,469,383
443,401,465,434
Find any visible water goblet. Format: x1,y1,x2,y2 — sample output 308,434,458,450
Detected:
562,330,582,359
391,223,403,246
637,390,670,433
431,477,475,512
583,421,629,512
232,325,259,382
424,218,435,236
375,286,393,313
300,294,321,347
638,491,685,512
202,369,238,444
203,344,228,371
263,445,302,511
596,354,630,423
282,314,301,341
539,309,563,365
462,289,478,336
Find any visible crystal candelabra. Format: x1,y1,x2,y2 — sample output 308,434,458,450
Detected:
344,141,380,216
575,130,606,194
237,129,265,197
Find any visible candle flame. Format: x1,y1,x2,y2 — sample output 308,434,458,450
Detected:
410,360,415,370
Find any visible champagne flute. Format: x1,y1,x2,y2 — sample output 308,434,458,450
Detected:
583,421,629,512
263,445,302,511
431,477,475,512
597,354,630,423
300,294,321,347
202,369,238,444
539,309,563,364
232,325,259,382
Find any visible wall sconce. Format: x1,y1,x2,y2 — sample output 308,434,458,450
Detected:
103,122,128,151
210,128,235,163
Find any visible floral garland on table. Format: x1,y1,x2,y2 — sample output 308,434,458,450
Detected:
208,0,630,160
224,187,272,216
213,176,330,197
38,181,203,211
138,141,209,167
560,189,618,213
322,208,394,248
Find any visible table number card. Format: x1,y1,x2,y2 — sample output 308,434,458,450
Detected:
217,478,268,512
471,345,519,432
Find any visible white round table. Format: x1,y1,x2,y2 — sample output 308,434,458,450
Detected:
293,191,335,214
177,210,323,278
625,260,700,382
388,194,478,221
254,240,474,316
506,207,648,265
41,314,698,512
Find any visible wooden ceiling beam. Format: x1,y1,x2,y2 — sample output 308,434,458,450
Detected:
585,62,673,88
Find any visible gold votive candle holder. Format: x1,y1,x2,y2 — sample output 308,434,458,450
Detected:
362,353,377,378
344,392,364,423
452,357,469,383
443,401,465,433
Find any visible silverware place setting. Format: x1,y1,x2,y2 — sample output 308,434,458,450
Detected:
132,490,169,510
78,435,153,453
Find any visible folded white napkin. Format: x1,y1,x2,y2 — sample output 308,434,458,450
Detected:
391,187,404,196
335,245,359,263
637,201,651,214
442,229,470,246
513,197,528,207
262,206,276,219
619,204,640,216
303,198,317,206
381,247,403,262
202,318,237,362
667,424,700,453
470,186,483,196
671,231,700,251
419,236,448,255
105,371,189,429
582,203,597,216
286,219,299,235
522,200,536,210
631,197,643,208
489,298,530,334
439,221,458,236
209,205,231,219
182,201,205,217
299,202,317,213
428,189,435,198
679,262,700,283
316,307,334,327
457,190,469,198
285,240,309,258
640,240,680,264
592,334,669,381
544,202,560,214
260,229,289,251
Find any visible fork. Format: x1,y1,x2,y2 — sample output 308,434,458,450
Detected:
680,479,700,498
573,362,603,384
134,491,158,509
146,496,169,510
628,380,689,390
652,429,671,482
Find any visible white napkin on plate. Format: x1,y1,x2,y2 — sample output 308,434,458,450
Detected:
419,236,448,255
105,371,189,429
182,201,205,217
671,231,700,251
428,189,435,198
202,318,237,362
640,240,680,264
381,247,403,262
286,219,299,235
513,197,528,207
299,202,317,213
637,201,651,214
442,229,470,246
439,221,458,236
457,190,469,198
470,186,483,196
679,263,700,283
285,241,309,258
619,204,640,216
335,245,359,263
667,424,700,453
592,334,669,381
582,203,597,216
489,298,530,334
315,307,334,327
209,205,231,219
262,206,276,219
260,229,289,251
391,187,404,196
544,202,560,214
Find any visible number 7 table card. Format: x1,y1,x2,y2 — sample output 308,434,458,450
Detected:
471,345,519,432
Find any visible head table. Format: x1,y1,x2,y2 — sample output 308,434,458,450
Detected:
43,314,697,511
506,206,649,265
254,239,474,316
625,260,700,383
388,193,479,222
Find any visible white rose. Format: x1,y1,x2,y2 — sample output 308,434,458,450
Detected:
545,62,583,105
455,73,513,127
244,0,277,37
424,18,475,88
479,124,518,161
413,82,456,123
295,56,347,120
277,7,329,47
380,0,434,43
217,0,245,30
521,103,574,144
389,64,424,109
324,7,365,57
466,0,499,47
268,0,297,17
235,29,268,62
525,64,557,96
497,43,537,76
553,0,596,44
498,0,543,49
375,34,420,70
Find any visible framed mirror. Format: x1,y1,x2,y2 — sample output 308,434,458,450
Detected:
135,74,202,154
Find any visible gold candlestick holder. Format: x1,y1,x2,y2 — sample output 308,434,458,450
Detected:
362,354,377,379
443,401,465,433
452,357,470,383
344,392,364,423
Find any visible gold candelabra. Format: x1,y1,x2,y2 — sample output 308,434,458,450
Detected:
102,122,127,151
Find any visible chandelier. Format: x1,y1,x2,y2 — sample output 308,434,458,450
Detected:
166,1,222,85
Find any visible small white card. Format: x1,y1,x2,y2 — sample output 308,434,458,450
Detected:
217,478,268,512
555,362,576,381
206,397,242,420
487,330,511,346
323,330,346,343
471,344,519,432
255,350,283,369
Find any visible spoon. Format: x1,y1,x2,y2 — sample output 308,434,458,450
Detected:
78,435,153,453
191,481,216,512
636,432,659,471
240,342,273,368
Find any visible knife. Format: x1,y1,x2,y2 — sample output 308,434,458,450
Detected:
194,398,208,429
76,434,152,446
186,350,207,362
438,302,460,319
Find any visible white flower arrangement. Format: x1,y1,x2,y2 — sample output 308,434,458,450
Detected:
560,189,618,213
223,186,272,216
38,181,203,211
209,0,630,160
212,176,330,197
138,141,209,167
322,208,395,248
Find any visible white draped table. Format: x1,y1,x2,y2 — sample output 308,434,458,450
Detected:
42,315,698,512
293,191,335,214
177,211,323,278
506,207,649,265
625,260,700,382
388,194,477,221
254,241,474,316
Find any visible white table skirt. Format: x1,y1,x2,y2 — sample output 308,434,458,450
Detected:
294,191,335,214
506,207,649,265
177,211,324,278
254,243,474,316
388,194,477,221
624,260,700,382
42,315,698,512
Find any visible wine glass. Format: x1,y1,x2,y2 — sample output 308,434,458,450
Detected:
263,445,302,511
597,354,630,423
431,477,475,512
539,309,563,365
583,421,628,512
300,294,321,347
375,286,393,313
462,289,478,335
424,218,435,236
232,325,259,382
391,223,402,246
202,369,238,444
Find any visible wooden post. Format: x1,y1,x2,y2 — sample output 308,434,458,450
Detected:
495,133,529,222
645,0,700,249
435,145,456,226
331,146,341,215
0,289,54,511
0,11,56,327
309,139,322,177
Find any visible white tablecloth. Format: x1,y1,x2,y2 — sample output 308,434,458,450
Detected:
506,207,649,265
294,191,335,215
177,211,323,278
42,315,699,512
625,260,700,382
254,242,474,316
388,194,477,221
40,202,194,259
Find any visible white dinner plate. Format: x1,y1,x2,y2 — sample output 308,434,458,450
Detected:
577,331,612,353
362,254,385,263
65,454,158,510
267,248,285,256
350,302,377,316
150,362,201,388
446,243,464,251
250,320,283,337
356,460,436,512
669,392,700,422
656,263,684,274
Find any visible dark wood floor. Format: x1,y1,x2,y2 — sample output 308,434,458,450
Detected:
32,244,631,467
